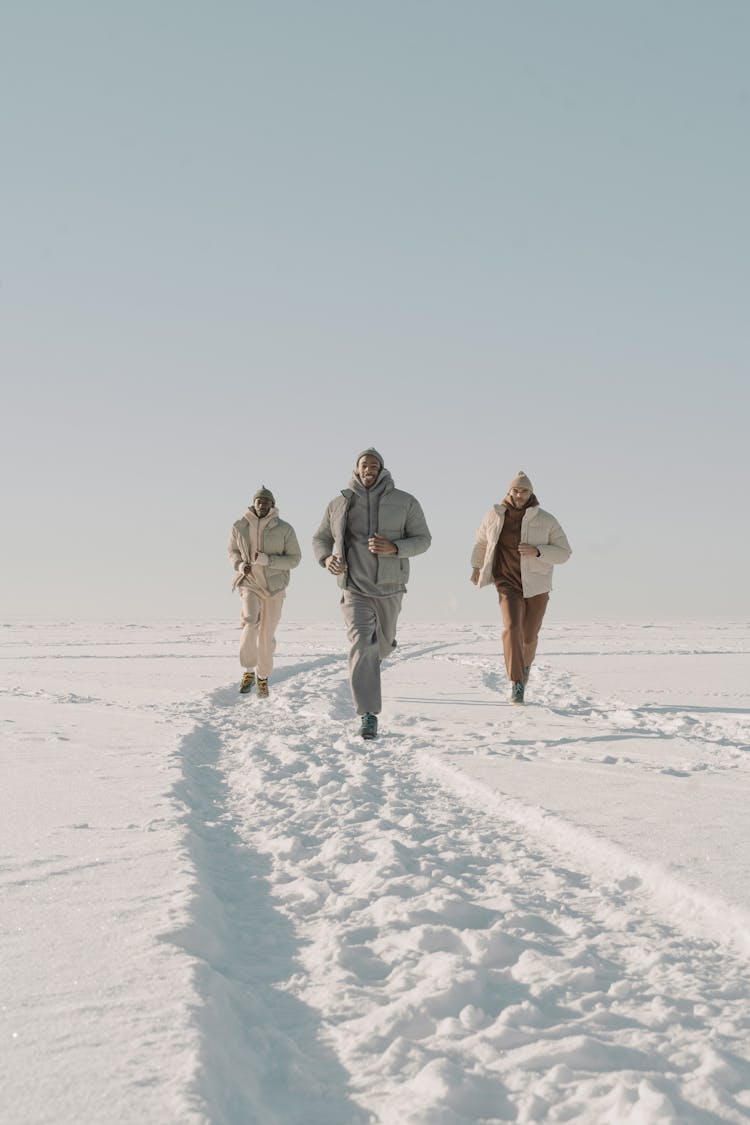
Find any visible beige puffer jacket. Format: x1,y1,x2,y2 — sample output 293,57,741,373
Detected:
228,508,302,596
471,504,571,597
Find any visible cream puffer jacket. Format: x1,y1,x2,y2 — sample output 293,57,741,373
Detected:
228,508,302,595
471,504,572,597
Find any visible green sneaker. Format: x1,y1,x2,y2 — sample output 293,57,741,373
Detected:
510,682,525,705
360,712,378,740
239,671,255,694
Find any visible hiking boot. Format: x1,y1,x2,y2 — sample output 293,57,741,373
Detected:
510,682,525,705
360,712,378,740
239,671,255,694
257,677,269,699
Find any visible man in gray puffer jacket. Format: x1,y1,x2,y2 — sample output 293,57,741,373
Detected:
313,449,431,740
228,486,301,697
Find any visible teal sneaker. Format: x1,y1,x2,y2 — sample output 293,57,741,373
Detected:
360,713,378,740
510,683,525,705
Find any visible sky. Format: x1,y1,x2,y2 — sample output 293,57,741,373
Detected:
2,1,748,622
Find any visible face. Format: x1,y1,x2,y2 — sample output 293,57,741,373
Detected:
509,486,532,508
254,496,273,517
357,455,382,488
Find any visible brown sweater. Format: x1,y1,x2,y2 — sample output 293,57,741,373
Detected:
492,498,539,590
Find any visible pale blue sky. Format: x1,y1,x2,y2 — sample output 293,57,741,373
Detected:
2,1,747,621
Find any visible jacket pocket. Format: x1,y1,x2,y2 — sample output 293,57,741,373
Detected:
377,555,406,587
528,554,553,574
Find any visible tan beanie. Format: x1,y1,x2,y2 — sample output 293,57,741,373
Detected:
508,471,533,493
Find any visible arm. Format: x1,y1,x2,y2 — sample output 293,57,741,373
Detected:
264,526,302,571
392,499,431,558
537,519,572,565
228,528,247,574
470,515,489,570
469,515,489,585
312,506,335,567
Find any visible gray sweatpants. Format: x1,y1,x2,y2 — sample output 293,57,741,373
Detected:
341,590,403,715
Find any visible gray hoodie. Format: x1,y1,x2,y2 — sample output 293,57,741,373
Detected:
312,468,431,595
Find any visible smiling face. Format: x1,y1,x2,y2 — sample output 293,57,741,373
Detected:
357,455,382,488
253,496,273,518
508,486,532,509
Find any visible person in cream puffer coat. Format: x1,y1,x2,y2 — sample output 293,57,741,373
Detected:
228,486,301,694
471,471,571,703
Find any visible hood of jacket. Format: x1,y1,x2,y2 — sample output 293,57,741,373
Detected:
243,505,279,529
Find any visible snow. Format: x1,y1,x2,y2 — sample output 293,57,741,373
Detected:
1,619,749,1124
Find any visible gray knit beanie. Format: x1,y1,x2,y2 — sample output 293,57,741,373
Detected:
253,485,275,505
508,471,533,493
355,447,384,470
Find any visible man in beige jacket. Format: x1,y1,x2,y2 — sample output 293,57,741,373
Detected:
228,486,301,697
471,471,571,704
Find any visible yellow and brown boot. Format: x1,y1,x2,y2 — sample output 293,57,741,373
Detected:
239,671,255,695
257,677,270,699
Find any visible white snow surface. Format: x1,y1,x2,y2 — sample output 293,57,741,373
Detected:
1,619,749,1124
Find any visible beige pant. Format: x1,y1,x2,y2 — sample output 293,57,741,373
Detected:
239,588,285,678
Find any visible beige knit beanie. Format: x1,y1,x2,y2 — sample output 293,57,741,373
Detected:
508,471,533,493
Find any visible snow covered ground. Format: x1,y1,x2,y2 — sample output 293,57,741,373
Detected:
1,619,748,1124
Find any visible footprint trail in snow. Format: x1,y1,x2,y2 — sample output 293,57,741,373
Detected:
178,636,750,1125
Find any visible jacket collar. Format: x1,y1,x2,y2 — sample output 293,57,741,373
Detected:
493,503,538,521
244,506,279,529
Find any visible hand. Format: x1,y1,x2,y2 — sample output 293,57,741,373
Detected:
241,562,252,575
518,544,540,558
325,555,346,575
368,535,397,556
470,568,480,585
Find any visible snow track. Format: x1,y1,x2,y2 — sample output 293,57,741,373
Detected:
175,638,750,1125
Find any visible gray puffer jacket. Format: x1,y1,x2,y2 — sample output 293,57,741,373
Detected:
313,473,431,592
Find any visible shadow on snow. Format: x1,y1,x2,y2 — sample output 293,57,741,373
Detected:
166,720,366,1125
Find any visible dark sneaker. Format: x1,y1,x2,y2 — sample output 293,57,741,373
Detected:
239,671,255,694
257,677,269,699
510,682,525,705
360,712,378,740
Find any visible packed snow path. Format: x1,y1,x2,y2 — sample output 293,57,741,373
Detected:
174,630,750,1125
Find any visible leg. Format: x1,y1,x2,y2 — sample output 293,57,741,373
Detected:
497,587,526,684
341,592,383,715
372,593,403,661
239,588,261,670
256,593,285,680
521,592,549,672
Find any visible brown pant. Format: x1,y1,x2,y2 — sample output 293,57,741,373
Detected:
497,588,549,684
